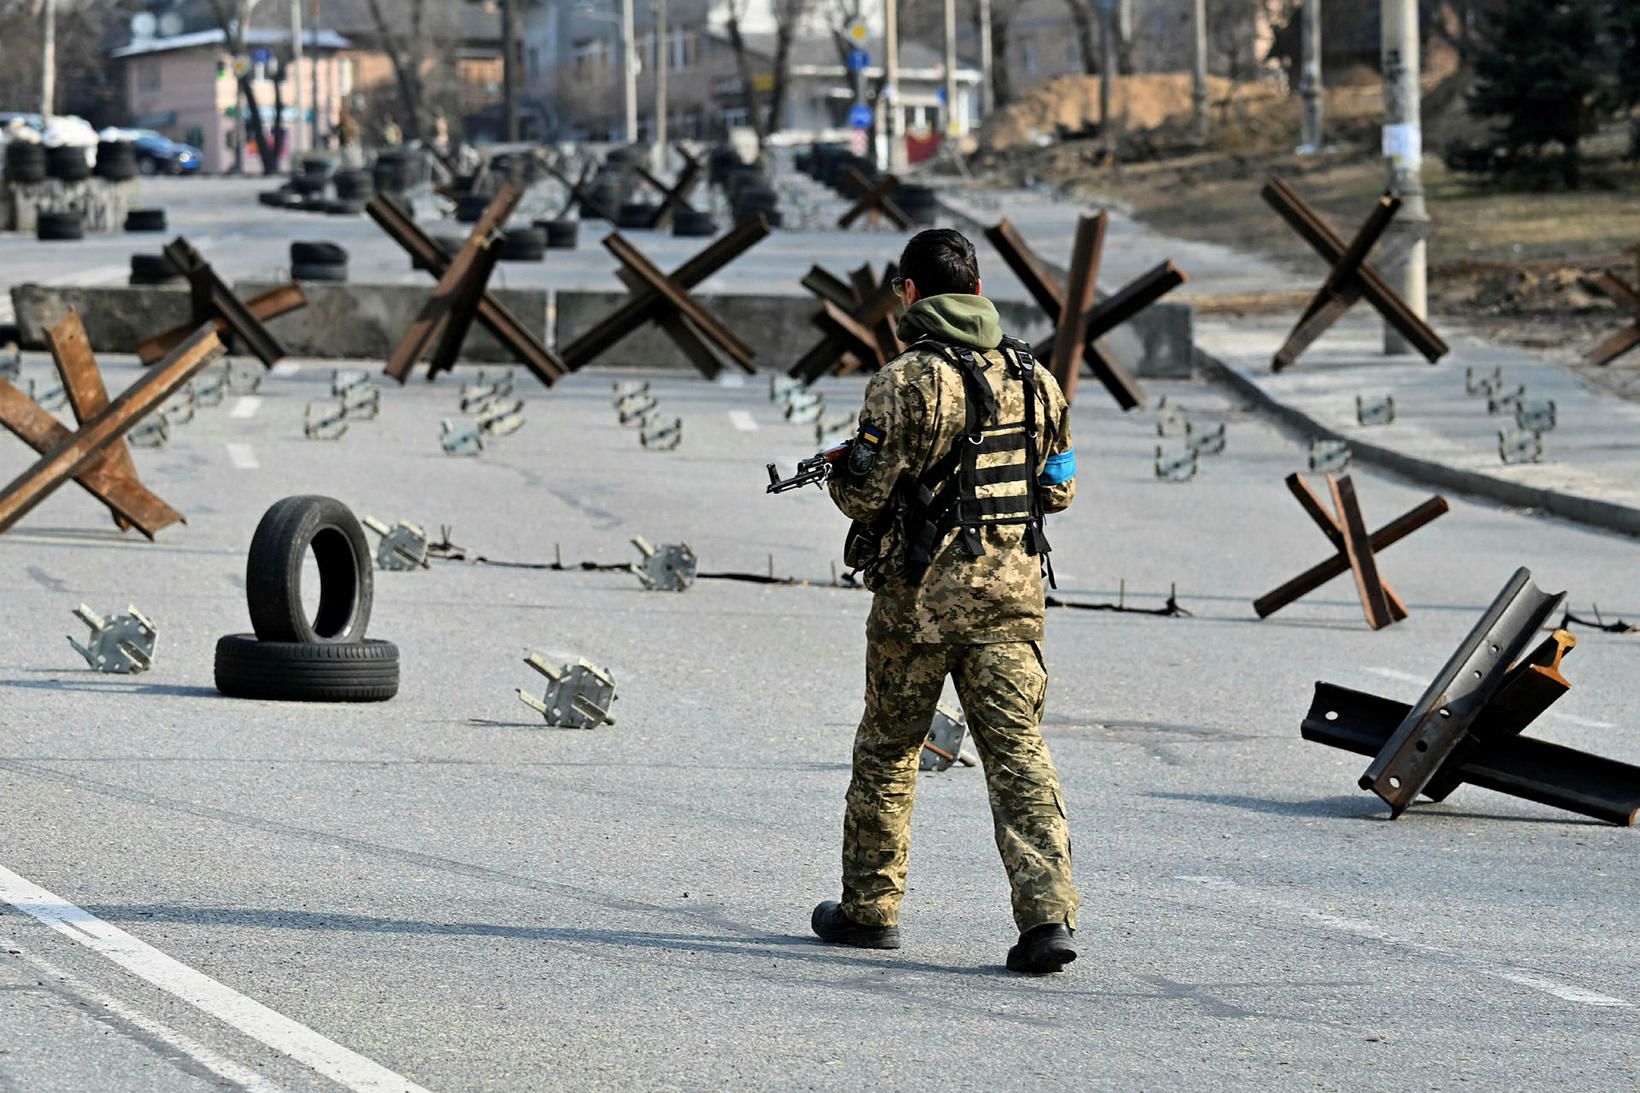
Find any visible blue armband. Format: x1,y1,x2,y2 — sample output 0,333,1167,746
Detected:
1039,448,1076,486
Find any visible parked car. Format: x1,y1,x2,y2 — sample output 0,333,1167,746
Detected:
132,130,202,175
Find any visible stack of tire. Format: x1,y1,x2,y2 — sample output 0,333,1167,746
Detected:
455,192,492,223
291,241,348,282
894,183,938,227
215,496,399,703
723,163,780,229
536,218,578,249
37,211,83,241
329,169,372,215
130,253,183,286
289,155,332,210
372,149,415,197
615,202,658,230
94,140,139,182
46,144,91,182
4,141,46,184
671,208,716,238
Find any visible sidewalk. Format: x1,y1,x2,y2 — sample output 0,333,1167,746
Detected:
939,186,1640,537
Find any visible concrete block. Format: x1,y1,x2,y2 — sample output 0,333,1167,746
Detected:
10,283,194,350
555,291,822,370
236,280,549,363
10,281,549,363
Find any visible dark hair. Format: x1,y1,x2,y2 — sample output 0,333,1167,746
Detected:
899,228,979,298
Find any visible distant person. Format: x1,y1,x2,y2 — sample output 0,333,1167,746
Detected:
380,119,402,147
809,228,1082,975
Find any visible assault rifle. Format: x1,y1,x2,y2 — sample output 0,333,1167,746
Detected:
765,441,852,494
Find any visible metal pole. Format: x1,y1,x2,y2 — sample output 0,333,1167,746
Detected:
234,0,250,174
977,0,992,120
622,0,638,144
1099,1,1118,138
503,0,519,141
1191,0,1208,142
1299,0,1323,152
885,0,902,169
311,0,322,147
654,0,668,173
290,0,305,158
40,0,55,118
943,0,958,137
1381,0,1427,354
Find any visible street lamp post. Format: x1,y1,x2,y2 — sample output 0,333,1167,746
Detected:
1380,0,1428,355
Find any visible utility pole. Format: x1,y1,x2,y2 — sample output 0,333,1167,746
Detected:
943,0,958,136
290,0,305,158
502,0,519,141
1380,0,1427,355
654,0,668,173
40,0,56,118
234,0,251,174
977,0,992,121
885,0,903,169
1298,0,1323,152
621,0,639,144
311,0,322,147
1098,0,1118,137
1191,0,1207,142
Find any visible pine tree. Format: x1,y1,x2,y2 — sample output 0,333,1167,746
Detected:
1465,0,1611,187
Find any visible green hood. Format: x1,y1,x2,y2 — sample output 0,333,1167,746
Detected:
896,293,1002,351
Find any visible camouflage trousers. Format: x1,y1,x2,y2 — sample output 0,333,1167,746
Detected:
840,635,1079,932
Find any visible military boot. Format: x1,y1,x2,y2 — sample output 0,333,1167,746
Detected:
811,900,901,949
1006,923,1076,974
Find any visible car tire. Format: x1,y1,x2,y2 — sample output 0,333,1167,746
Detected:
245,495,374,644
291,241,347,265
292,261,347,282
130,253,182,285
4,142,46,184
124,207,167,232
455,193,492,223
324,199,365,216
45,145,91,182
672,209,717,238
499,227,546,261
37,211,84,241
137,156,157,176
214,634,400,702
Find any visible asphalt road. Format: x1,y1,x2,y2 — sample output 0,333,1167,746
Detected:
0,321,1636,1093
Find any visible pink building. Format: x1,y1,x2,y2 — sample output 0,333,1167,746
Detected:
112,27,352,174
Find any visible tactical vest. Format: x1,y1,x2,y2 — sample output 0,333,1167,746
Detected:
901,336,1055,588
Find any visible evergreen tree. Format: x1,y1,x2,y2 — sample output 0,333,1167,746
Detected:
1611,0,1640,158
1465,0,1611,187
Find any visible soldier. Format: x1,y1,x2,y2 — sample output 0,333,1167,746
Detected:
810,228,1080,974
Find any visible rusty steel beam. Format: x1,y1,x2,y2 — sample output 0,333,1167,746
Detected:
48,314,137,531
137,284,305,365
838,168,912,230
613,268,726,380
366,195,566,385
385,185,520,383
1047,216,1105,402
0,325,223,538
1262,178,1447,364
1255,493,1448,620
984,219,1065,319
559,218,770,372
162,238,286,366
1328,475,1395,630
1587,272,1640,367
604,233,756,371
1284,474,1409,620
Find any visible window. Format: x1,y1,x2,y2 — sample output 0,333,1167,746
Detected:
139,59,162,91
573,37,613,79
670,29,697,70
1022,40,1037,75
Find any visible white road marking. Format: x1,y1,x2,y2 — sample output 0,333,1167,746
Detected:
230,396,263,419
271,362,302,377
46,264,129,287
1364,666,1425,685
717,373,746,388
729,410,758,432
2,936,287,1093
0,865,431,1092
225,443,259,470
1175,875,1633,1009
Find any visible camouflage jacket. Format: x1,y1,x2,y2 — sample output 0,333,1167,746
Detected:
829,323,1076,644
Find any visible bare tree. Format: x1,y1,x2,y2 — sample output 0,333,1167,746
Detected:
202,0,277,173
987,1,1014,107
1062,0,1099,74
363,0,429,141
722,0,817,146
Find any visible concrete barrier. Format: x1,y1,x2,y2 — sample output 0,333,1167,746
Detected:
11,281,548,364
555,291,1192,378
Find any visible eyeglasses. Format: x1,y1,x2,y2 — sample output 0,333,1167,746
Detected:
890,276,906,297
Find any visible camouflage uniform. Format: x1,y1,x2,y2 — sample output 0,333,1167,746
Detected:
828,294,1079,933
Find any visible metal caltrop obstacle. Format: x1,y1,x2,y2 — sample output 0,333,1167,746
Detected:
557,218,771,379
136,238,304,367
789,263,903,383
1262,178,1449,372
837,167,912,231
1302,567,1640,826
984,214,1185,409
1587,250,1640,367
0,314,224,540
369,191,568,387
633,148,704,229
1254,472,1448,630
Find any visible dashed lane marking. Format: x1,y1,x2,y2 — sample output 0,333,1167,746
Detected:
226,443,259,470
229,396,263,419
729,411,758,432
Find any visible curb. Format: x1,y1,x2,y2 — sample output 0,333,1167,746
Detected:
1195,345,1640,540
